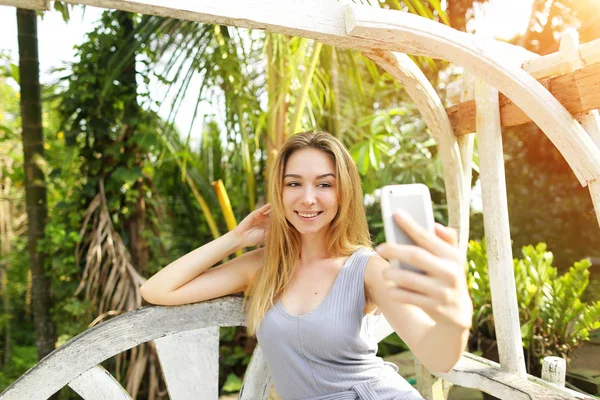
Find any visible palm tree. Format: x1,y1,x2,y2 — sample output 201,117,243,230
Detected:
16,8,56,361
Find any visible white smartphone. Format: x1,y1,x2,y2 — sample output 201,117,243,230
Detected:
380,184,435,273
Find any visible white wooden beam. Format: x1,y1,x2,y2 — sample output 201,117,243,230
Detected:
344,4,600,188
456,73,475,258
153,327,220,399
542,357,567,388
0,0,49,10
436,353,593,400
362,50,467,251
68,365,132,400
522,37,600,80
56,0,533,59
475,78,527,377
69,365,131,400
239,345,272,400
558,30,600,230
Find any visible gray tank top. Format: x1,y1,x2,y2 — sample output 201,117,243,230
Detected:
256,248,424,400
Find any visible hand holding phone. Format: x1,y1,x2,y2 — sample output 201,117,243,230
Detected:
380,184,435,273
377,185,473,329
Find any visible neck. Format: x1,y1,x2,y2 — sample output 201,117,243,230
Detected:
298,230,330,264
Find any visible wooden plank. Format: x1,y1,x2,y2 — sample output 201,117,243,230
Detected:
475,79,527,378
154,327,219,400
435,353,594,400
558,30,600,230
0,296,245,400
0,0,48,10
542,357,567,387
239,345,272,400
57,0,534,61
448,62,600,136
523,37,600,79
68,365,132,400
415,359,451,400
457,72,475,258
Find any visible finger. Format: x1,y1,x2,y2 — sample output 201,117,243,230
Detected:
392,210,454,259
376,243,456,281
435,223,458,248
383,268,443,299
254,203,271,216
387,287,437,312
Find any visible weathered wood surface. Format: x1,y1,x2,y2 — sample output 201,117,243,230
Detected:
558,30,600,230
52,0,533,59
345,4,600,187
68,365,132,400
456,72,475,259
436,353,594,400
362,50,468,251
154,327,220,399
415,359,451,400
239,345,271,400
1,0,48,9
0,297,245,400
447,62,600,136
542,357,567,388
522,37,600,79
475,79,527,377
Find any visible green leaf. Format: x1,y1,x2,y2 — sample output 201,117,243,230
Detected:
111,167,143,185
10,63,19,83
222,373,243,393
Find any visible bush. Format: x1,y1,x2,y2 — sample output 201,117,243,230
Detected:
467,240,600,372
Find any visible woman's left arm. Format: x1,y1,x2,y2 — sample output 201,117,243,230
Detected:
365,210,473,373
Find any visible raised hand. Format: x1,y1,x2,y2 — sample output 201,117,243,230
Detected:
232,203,271,249
376,209,473,330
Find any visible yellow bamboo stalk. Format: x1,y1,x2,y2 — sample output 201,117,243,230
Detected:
212,180,243,256
159,134,221,240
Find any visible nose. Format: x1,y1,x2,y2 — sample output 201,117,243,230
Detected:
301,186,316,206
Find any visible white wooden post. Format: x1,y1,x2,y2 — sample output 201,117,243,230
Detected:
558,29,600,229
542,356,567,387
457,72,475,258
362,50,466,250
474,78,527,377
414,359,451,400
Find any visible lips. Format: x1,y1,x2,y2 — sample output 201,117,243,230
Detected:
295,211,323,218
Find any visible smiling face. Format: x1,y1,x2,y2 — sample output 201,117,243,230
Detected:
282,148,339,237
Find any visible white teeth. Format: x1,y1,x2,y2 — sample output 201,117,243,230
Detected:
298,212,319,218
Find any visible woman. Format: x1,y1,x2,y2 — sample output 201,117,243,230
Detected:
140,132,473,400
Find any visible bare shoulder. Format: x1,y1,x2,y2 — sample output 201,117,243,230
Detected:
364,252,391,302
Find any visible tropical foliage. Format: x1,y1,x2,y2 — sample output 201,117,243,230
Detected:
1,0,599,397
467,240,600,373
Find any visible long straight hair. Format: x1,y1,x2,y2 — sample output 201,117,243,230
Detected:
244,132,371,335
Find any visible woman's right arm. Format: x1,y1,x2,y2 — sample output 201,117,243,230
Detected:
140,203,271,306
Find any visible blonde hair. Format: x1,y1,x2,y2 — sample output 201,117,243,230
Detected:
244,132,371,335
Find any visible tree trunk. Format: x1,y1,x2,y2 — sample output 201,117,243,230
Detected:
16,8,56,360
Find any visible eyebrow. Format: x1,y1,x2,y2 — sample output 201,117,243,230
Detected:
283,173,336,179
